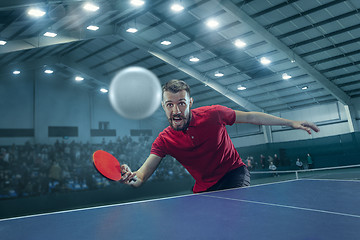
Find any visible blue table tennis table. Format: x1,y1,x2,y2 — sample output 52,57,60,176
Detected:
1,179,360,240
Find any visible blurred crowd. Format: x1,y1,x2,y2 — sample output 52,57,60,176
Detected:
0,136,189,199
244,153,313,171
0,135,316,199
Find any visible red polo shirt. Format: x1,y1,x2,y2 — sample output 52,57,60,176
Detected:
151,105,245,193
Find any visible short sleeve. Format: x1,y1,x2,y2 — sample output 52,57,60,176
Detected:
214,105,236,126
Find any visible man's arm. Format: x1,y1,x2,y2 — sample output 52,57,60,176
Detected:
234,110,320,134
120,154,162,187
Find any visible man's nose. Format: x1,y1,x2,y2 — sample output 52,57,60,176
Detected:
172,104,181,113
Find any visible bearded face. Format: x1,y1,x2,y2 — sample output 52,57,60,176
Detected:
162,90,193,131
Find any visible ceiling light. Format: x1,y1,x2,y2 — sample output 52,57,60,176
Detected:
282,73,292,80
44,69,53,74
237,85,246,90
171,3,184,12
126,27,138,33
44,32,57,37
234,39,246,48
291,59,296,63
0,40,7,45
13,70,21,75
160,40,172,46
214,71,224,77
87,25,99,31
75,76,84,81
83,3,99,12
206,19,219,28
260,57,271,65
130,0,145,6
100,88,108,93
189,56,199,62
28,8,46,17
301,86,308,90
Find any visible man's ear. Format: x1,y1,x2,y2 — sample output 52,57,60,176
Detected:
189,97,194,108
161,101,165,111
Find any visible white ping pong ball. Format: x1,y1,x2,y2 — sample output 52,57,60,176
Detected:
108,66,162,120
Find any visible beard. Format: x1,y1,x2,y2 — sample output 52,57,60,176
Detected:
168,113,191,131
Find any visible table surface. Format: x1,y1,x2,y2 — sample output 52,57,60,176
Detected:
1,179,360,240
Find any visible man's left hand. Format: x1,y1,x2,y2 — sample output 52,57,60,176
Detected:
290,121,320,134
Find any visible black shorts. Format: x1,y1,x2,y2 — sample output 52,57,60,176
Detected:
204,165,251,192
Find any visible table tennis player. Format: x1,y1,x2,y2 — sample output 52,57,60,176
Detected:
120,79,320,193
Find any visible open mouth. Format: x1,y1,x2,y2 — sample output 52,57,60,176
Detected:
172,116,183,125
171,114,185,126
169,113,190,131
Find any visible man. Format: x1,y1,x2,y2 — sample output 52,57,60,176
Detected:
307,153,313,169
296,157,304,170
120,80,319,193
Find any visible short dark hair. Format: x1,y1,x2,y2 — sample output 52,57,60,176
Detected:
162,79,190,99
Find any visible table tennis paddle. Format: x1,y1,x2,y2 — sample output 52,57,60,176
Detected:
93,150,136,182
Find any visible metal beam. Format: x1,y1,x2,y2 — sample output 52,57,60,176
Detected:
0,26,115,55
59,55,111,87
262,125,273,143
343,104,359,132
0,56,61,75
0,52,110,89
0,0,84,11
218,0,351,105
116,31,263,112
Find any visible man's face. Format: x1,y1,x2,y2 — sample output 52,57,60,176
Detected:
162,90,193,131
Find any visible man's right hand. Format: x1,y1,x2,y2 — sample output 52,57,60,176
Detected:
119,164,142,187
119,154,162,188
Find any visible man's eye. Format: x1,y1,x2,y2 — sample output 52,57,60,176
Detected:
167,103,173,107
179,102,186,106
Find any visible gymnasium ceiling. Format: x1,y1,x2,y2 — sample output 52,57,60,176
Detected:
1,0,360,113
